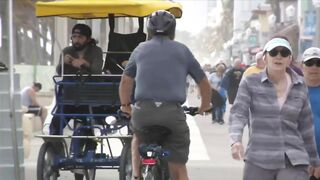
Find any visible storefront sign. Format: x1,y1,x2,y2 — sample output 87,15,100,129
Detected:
304,11,316,36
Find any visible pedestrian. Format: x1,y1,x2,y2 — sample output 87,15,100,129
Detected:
209,62,227,124
21,82,47,124
243,51,265,77
302,47,320,180
119,10,211,180
221,57,244,104
229,37,320,180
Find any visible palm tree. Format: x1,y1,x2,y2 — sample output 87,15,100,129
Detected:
195,0,234,57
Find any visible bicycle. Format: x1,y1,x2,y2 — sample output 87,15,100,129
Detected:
136,106,199,180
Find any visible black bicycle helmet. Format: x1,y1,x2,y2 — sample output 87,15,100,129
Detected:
147,10,176,39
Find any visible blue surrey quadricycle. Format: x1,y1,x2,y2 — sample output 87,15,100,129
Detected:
34,1,182,180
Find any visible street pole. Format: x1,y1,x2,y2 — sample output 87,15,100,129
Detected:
313,0,320,47
316,7,320,47
8,0,21,179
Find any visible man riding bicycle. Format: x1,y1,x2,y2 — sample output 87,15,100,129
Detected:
119,10,211,180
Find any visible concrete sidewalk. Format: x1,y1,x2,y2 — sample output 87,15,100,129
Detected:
23,91,247,180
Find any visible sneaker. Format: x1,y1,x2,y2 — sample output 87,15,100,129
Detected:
212,119,217,124
133,176,140,180
218,120,224,125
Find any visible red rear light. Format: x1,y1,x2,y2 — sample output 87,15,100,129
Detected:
142,158,157,165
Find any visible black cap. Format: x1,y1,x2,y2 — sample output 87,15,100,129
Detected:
72,24,92,38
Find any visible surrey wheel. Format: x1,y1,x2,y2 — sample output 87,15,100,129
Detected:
37,142,64,180
119,140,132,180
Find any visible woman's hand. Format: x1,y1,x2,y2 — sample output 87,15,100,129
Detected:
309,166,320,178
231,142,244,160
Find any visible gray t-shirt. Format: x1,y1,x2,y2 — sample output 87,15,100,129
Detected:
124,36,205,103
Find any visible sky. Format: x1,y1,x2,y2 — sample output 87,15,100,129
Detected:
175,1,209,35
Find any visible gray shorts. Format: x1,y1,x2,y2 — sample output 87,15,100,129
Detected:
27,106,42,116
131,101,190,164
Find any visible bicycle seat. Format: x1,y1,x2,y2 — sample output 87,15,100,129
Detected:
137,125,171,145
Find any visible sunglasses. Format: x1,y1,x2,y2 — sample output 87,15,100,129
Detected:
268,48,291,57
304,59,320,67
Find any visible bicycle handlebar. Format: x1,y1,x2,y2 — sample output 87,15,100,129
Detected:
182,106,199,116
116,110,130,121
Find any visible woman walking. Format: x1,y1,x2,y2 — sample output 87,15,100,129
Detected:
229,37,320,180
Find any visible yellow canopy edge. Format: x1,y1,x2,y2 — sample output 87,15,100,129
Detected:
35,0,183,19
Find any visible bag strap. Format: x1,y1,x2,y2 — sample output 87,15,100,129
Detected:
109,14,115,33
138,17,144,33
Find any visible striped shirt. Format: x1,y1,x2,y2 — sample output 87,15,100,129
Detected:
229,68,320,169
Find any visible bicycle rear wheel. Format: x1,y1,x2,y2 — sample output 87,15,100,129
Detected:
142,165,162,180
160,159,170,180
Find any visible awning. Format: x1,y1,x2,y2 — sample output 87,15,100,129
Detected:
248,46,262,55
275,23,299,59
35,0,183,19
